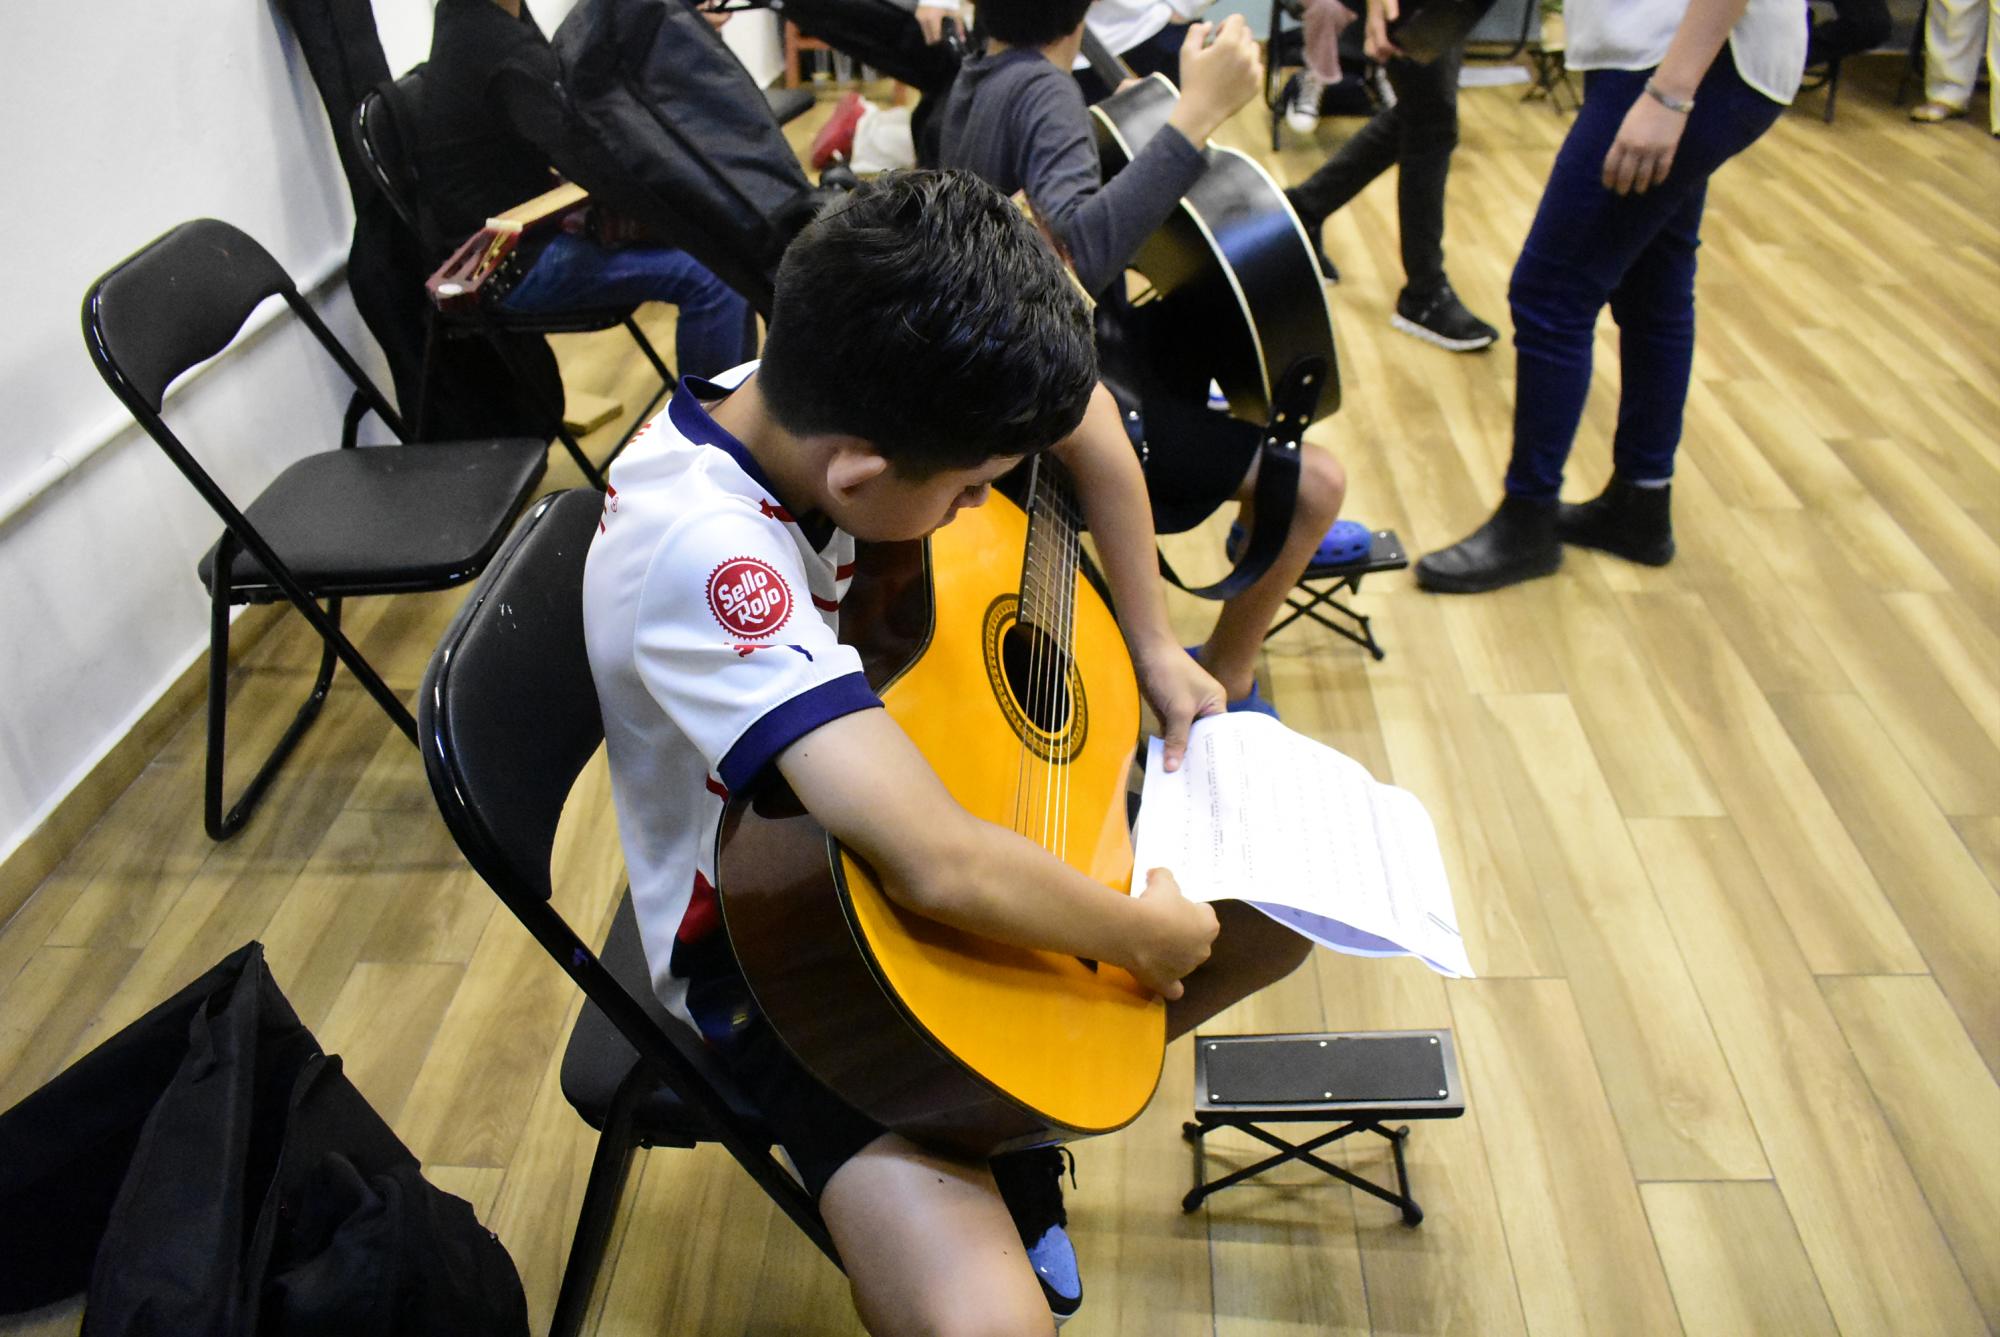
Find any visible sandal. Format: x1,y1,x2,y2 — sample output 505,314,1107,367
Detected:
1910,100,1967,123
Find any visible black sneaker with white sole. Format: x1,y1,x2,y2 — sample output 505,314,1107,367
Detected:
1392,283,1499,352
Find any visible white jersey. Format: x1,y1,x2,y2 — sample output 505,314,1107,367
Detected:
1566,0,1807,106
583,365,878,1026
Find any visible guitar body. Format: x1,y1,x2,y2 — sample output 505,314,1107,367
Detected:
1089,74,1341,424
716,486,1165,1156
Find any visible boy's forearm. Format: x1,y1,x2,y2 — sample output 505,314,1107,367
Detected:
890,815,1156,971
781,710,1158,975
1052,385,1179,661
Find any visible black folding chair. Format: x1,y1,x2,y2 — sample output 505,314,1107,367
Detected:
82,218,549,840
417,489,837,1337
351,67,676,488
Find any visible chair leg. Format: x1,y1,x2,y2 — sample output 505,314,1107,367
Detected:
604,316,676,469
549,1064,656,1337
481,327,609,490
203,531,421,840
205,567,342,841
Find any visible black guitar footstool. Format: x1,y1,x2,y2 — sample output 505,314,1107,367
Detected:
1183,1029,1464,1224
1263,528,1409,660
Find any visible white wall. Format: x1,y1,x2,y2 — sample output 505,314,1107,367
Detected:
0,0,789,867
0,0,382,864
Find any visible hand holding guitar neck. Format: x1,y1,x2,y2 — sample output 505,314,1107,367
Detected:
1365,0,1405,64
1169,15,1265,146
1125,868,1221,1001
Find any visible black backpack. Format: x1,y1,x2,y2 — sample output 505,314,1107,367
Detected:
0,943,527,1337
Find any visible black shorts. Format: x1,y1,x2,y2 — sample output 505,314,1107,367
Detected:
1097,299,1263,535
1138,393,1263,535
686,963,886,1200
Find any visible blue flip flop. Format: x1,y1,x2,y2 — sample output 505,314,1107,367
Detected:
1226,518,1373,568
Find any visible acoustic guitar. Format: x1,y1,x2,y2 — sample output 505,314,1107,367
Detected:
1081,30,1341,425
716,462,1166,1156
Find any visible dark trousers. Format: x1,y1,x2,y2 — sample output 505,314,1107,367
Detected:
1285,46,1463,297
1503,54,1785,500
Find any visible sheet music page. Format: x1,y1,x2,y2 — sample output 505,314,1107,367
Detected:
1131,714,1474,978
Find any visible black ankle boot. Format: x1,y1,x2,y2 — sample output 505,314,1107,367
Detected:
1415,496,1562,593
1557,476,1675,566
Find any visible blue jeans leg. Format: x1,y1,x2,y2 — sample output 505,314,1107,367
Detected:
498,232,754,381
1503,55,1784,500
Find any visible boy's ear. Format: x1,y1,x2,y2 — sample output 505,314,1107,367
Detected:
825,439,892,497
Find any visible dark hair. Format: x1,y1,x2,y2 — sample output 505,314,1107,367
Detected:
977,0,1094,49
759,170,1097,476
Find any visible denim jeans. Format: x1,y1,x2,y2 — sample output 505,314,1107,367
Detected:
1503,53,1785,500
498,232,754,382
1285,46,1464,297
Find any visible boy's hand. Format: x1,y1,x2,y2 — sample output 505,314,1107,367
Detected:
1126,868,1219,1000
914,3,953,44
1171,15,1264,145
1134,642,1226,773
1365,0,1403,63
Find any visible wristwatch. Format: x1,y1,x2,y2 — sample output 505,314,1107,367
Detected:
1643,79,1696,114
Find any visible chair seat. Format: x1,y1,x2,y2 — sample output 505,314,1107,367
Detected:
198,439,548,596
458,305,635,337
561,892,776,1145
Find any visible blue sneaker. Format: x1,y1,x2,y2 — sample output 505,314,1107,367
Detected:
1226,518,1373,568
1184,646,1280,721
1026,1223,1082,1326
993,1148,1082,1325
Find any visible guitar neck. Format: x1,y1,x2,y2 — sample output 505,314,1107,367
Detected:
1078,27,1134,89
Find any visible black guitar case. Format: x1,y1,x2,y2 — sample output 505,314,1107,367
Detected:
1084,59,1342,600
545,0,838,316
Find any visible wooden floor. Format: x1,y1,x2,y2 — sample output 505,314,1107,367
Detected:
4,54,1998,1336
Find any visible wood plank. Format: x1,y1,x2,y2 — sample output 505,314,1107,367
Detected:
1881,590,2000,758
1365,597,1562,978
1820,974,2000,1326
1312,952,1528,1337
1640,1181,1838,1336
0,945,138,1110
1445,978,1681,1336
1543,578,1724,818
478,999,602,1337
1069,1034,1217,1336
1629,817,1987,1334
1621,592,1922,973
1200,951,1371,1337
424,1164,507,1223
1959,815,2000,891
1769,692,2000,1075
1484,693,1766,1178
1736,508,2000,815
316,960,463,1127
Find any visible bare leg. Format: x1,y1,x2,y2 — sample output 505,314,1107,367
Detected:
820,1133,1056,1337
1198,446,1347,701
1167,900,1315,1041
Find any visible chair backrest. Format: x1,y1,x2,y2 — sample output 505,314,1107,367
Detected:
83,219,301,417
420,488,605,906
419,487,838,1263
351,68,428,242
84,218,403,433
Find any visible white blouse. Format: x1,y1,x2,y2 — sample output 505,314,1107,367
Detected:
1565,0,1808,106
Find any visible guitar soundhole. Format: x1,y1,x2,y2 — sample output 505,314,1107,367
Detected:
999,623,1073,737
